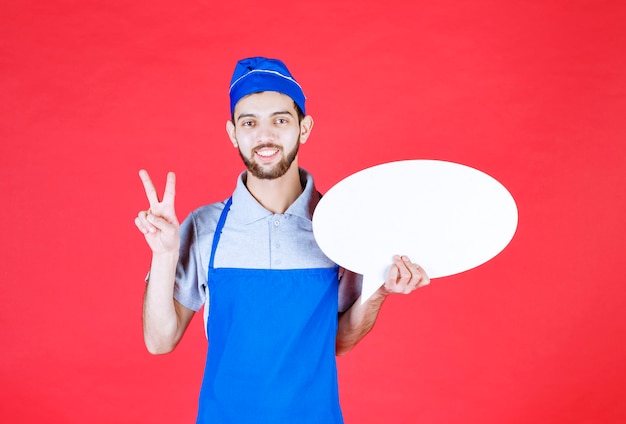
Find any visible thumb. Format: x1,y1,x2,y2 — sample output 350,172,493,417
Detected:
147,213,178,232
384,264,399,290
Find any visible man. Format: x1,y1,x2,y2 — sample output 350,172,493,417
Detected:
135,57,430,423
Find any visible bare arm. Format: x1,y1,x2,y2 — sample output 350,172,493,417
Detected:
142,252,195,354
336,255,430,356
135,170,194,354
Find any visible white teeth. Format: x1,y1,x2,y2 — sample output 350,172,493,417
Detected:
257,149,278,157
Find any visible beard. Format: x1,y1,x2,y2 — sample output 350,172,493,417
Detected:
238,139,300,180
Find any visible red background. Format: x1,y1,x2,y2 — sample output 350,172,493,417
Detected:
1,1,625,423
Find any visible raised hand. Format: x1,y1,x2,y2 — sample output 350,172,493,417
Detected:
135,169,180,254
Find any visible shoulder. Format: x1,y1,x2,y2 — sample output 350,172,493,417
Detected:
180,200,228,238
186,200,227,224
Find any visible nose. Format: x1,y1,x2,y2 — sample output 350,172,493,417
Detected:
256,121,275,144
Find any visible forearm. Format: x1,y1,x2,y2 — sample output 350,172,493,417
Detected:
335,256,430,356
336,289,388,356
143,251,183,354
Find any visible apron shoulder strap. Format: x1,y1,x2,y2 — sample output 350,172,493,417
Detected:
209,197,233,270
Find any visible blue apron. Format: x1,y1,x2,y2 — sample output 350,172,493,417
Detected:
196,197,344,424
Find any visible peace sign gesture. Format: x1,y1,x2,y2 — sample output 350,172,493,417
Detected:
135,169,180,254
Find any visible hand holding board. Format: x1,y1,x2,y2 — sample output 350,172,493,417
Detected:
312,160,518,303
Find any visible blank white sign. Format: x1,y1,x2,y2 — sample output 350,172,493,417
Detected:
312,160,519,303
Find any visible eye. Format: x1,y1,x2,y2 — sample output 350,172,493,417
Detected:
275,117,288,125
241,120,254,127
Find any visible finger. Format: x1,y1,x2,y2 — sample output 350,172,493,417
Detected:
162,171,176,204
135,211,155,234
141,210,158,232
135,216,148,234
394,255,414,285
145,213,175,234
139,169,160,207
402,260,430,291
397,256,428,293
401,256,422,287
415,264,431,288
383,263,399,291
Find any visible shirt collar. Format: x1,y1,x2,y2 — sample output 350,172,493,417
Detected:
230,168,321,224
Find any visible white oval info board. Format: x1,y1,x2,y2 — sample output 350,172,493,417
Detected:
312,160,519,303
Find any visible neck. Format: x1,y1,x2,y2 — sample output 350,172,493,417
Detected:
245,164,303,214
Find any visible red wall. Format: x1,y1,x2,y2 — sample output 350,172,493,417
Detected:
1,1,625,422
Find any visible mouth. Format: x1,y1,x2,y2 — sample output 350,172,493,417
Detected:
254,145,281,161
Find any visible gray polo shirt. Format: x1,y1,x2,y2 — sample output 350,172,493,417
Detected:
174,168,362,320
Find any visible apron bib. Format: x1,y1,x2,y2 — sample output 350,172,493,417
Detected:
196,198,344,424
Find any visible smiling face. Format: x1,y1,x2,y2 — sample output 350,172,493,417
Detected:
226,91,313,180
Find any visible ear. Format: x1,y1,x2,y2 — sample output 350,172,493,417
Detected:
299,115,314,144
226,120,238,148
